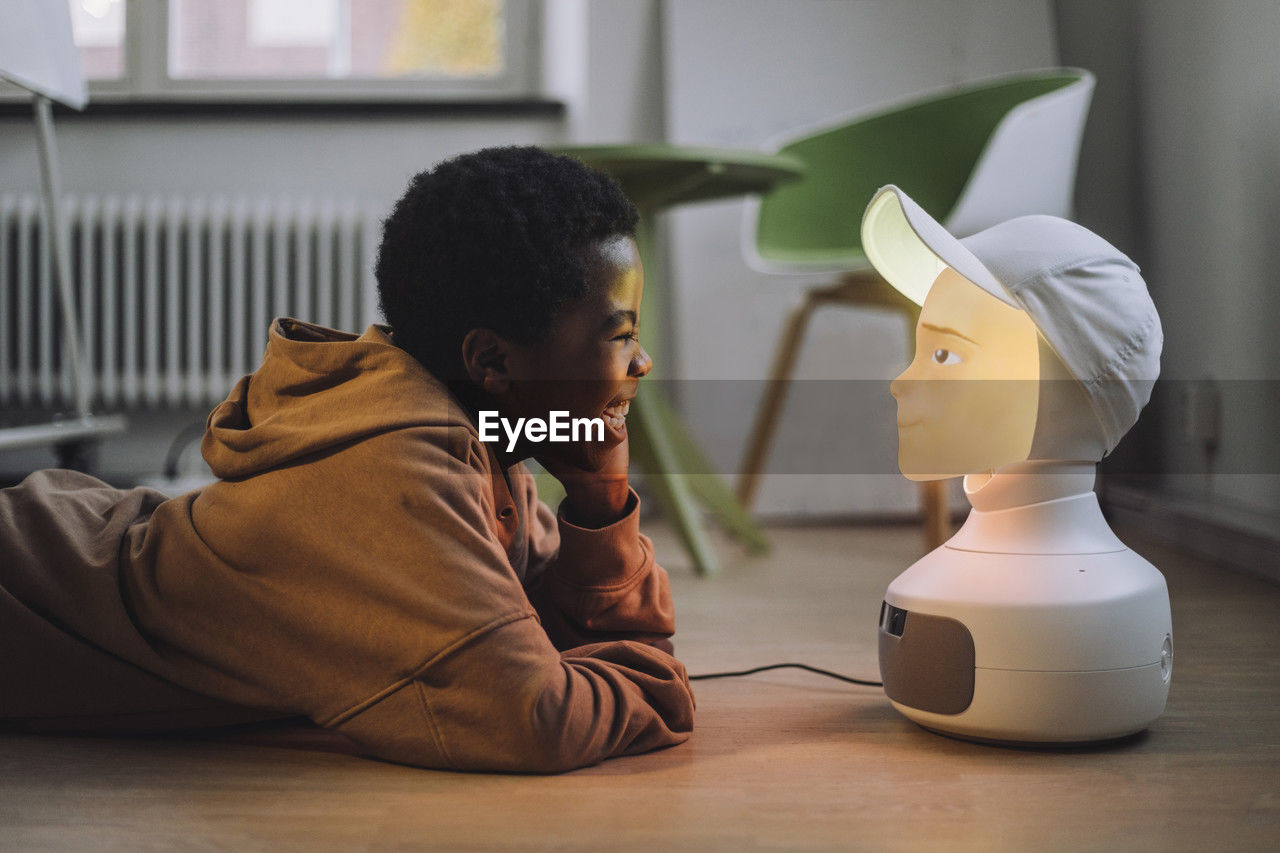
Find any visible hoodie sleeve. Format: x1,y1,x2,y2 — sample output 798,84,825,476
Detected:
512,470,678,654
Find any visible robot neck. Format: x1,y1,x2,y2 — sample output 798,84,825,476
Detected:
950,460,1126,555
962,460,1097,510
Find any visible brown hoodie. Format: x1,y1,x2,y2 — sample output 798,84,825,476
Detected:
0,319,694,772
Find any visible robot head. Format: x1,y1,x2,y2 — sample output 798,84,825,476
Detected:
889,266,1040,481
863,186,1162,480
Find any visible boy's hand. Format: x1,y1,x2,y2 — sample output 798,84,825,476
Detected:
538,437,632,528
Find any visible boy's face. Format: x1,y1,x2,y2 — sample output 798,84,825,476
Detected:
494,235,651,470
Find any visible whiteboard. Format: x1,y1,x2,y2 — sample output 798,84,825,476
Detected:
0,0,87,108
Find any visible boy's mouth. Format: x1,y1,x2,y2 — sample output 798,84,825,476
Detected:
603,399,631,431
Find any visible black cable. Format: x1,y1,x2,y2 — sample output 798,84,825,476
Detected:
689,662,882,687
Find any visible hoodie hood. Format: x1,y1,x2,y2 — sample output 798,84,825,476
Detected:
203,318,469,479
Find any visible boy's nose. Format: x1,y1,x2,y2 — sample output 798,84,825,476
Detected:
631,344,653,377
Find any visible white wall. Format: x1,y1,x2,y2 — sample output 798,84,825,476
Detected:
0,112,560,200
1055,0,1280,528
1135,0,1280,524
661,0,1058,517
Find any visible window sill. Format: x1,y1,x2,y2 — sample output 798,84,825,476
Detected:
0,97,566,120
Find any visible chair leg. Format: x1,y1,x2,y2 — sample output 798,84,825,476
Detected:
647,390,769,553
736,293,822,510
629,391,722,576
922,480,950,550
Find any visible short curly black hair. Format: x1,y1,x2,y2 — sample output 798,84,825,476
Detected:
375,146,639,381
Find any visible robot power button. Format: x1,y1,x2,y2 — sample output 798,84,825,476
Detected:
1160,635,1173,683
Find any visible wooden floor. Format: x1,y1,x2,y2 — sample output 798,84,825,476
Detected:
2,519,1278,851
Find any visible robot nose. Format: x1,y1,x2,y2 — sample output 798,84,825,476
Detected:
890,374,907,400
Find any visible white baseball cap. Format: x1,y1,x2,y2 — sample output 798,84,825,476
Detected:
861,184,1162,454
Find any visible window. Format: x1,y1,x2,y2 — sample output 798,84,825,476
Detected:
11,0,540,103
71,0,126,79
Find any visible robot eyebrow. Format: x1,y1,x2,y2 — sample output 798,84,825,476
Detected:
920,323,981,347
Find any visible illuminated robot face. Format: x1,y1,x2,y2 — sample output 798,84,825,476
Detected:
889,267,1041,481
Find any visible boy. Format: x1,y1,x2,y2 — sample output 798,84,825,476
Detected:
0,147,695,773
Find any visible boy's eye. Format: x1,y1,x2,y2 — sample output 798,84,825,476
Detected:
614,330,639,343
932,348,961,365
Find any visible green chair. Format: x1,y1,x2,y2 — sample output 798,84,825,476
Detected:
736,68,1095,549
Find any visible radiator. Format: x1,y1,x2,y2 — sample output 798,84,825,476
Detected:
0,194,382,409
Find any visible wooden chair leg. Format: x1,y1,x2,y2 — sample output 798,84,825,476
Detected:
736,292,822,510
922,480,951,550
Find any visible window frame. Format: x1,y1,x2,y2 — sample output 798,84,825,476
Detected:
2,0,543,105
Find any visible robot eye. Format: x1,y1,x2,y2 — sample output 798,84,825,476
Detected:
932,349,961,366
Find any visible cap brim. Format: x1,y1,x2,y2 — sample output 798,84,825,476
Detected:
861,185,1013,307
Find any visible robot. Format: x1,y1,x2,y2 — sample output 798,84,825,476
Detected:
861,186,1172,744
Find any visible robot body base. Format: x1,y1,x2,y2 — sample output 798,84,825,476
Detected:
878,497,1172,744
889,662,1168,744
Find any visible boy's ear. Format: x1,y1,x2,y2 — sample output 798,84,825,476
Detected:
461,328,513,394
